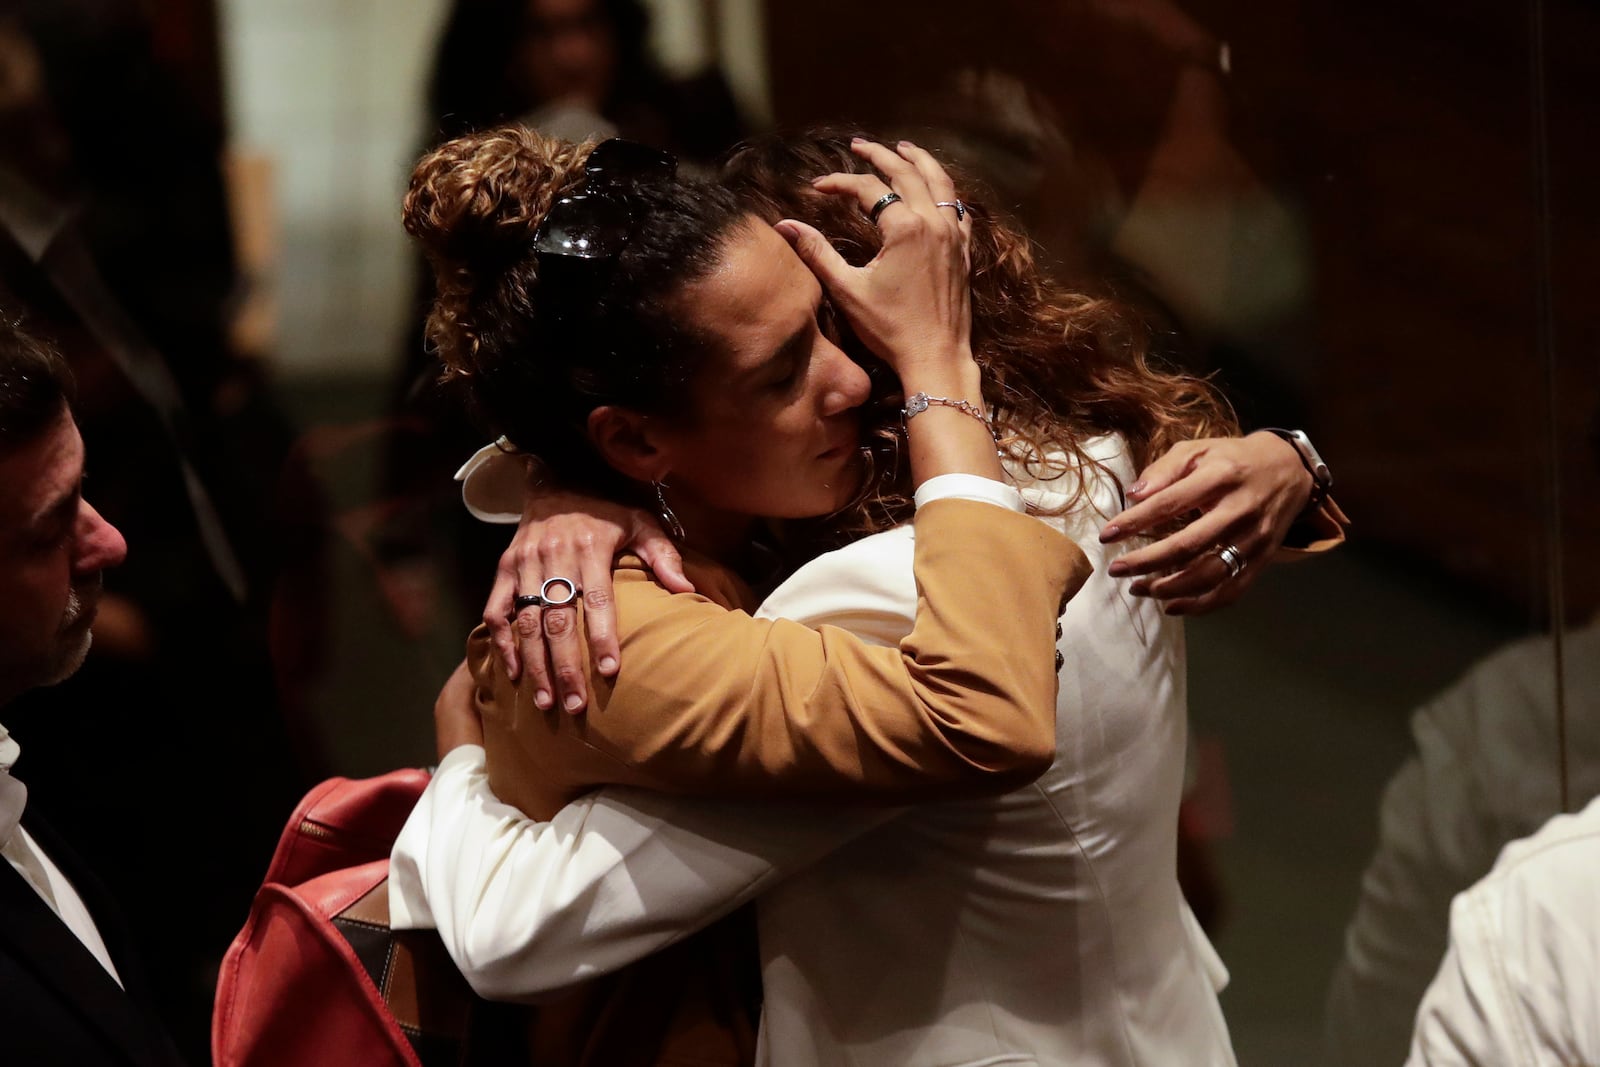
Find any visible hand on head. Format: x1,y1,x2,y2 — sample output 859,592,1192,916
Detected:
774,139,975,383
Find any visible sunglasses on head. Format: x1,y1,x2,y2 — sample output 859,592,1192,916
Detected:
531,138,678,266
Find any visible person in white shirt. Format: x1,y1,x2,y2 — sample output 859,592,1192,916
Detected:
1405,793,1600,1066
0,316,185,1066
391,128,1340,1065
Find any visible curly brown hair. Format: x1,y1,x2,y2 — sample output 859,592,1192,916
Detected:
721,130,1238,535
402,124,750,504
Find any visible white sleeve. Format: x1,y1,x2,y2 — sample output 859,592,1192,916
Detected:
390,750,895,1002
913,472,1025,512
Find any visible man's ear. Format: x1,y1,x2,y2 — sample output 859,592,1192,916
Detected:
588,405,671,483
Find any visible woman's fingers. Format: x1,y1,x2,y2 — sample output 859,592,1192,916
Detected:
1129,541,1249,600
1103,463,1230,554
484,561,521,681
1101,448,1209,543
849,138,937,209
632,513,694,594
511,599,554,711
577,558,619,681
811,172,902,222
537,540,589,714
1124,439,1203,503
892,141,969,239
1112,499,1249,577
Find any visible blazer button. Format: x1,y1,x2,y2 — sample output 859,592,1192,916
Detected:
1055,621,1063,640
1055,649,1065,671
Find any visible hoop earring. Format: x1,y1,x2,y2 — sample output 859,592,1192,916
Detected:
653,479,686,541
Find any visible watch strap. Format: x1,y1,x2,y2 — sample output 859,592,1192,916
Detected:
1261,427,1332,508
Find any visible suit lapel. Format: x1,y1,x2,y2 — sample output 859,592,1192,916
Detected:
0,818,180,1066
20,810,163,1008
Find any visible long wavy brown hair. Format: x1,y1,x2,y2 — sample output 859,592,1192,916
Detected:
722,130,1238,537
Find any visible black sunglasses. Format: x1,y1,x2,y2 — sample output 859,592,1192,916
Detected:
531,138,678,265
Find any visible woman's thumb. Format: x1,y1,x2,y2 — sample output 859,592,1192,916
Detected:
774,219,852,294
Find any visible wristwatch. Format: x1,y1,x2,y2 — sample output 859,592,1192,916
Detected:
1261,428,1332,508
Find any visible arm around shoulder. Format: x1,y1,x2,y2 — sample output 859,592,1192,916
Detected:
478,497,1090,809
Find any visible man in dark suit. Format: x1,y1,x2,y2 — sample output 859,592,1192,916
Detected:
0,317,185,1065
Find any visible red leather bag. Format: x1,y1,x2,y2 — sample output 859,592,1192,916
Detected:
212,769,484,1067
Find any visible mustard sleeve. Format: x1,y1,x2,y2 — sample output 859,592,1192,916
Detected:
476,498,1091,813
1275,495,1351,559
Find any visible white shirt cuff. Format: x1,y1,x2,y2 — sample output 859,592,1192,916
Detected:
913,473,1024,513
455,439,526,524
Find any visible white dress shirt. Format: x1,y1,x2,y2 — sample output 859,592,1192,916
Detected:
0,722,124,987
393,437,1235,1065
1406,794,1600,1066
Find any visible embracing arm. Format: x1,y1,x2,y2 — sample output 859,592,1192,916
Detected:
390,746,892,1000
478,489,1089,815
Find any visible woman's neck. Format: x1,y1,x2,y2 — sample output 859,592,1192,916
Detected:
674,501,792,589
675,499,756,567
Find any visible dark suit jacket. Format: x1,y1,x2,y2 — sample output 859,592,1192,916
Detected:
0,811,185,1067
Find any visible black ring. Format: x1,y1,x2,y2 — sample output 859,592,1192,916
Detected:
512,593,544,613
868,192,902,224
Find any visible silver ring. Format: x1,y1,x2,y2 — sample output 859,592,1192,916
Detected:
1215,543,1246,579
867,192,902,224
538,576,582,607
934,199,966,221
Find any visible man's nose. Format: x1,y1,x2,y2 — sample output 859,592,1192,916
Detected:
74,500,127,574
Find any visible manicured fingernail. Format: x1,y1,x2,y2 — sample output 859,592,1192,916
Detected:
1108,560,1128,577
599,656,617,675
564,693,584,712
1165,605,1186,616
1130,583,1150,597
1099,524,1121,543
534,689,552,710
851,136,865,144
1129,481,1148,496
899,139,915,149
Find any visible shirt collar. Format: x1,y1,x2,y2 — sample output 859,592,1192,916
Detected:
0,722,26,849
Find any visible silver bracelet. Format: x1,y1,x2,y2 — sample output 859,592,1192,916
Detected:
903,392,995,437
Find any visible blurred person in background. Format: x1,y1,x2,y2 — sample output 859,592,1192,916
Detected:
1403,792,1600,1066
1326,414,1600,1066
426,0,744,160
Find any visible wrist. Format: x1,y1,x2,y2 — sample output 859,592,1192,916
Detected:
897,352,982,401
1258,428,1333,510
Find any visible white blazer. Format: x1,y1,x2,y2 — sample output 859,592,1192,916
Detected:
393,438,1236,1066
